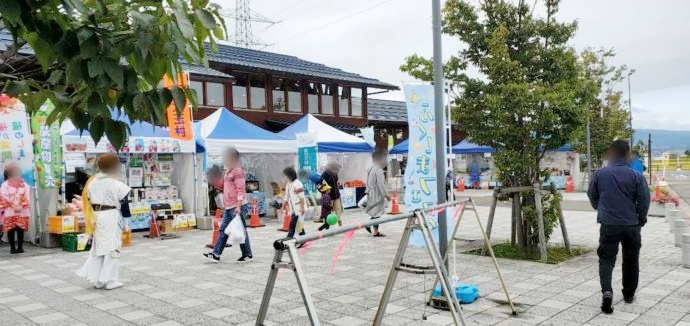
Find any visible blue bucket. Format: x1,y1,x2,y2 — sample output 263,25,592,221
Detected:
432,283,480,304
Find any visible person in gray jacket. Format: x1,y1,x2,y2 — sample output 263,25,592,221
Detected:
365,148,390,237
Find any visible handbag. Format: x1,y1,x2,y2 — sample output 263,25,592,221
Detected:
357,194,368,208
224,215,246,244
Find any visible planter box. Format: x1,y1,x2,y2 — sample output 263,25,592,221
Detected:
648,204,665,217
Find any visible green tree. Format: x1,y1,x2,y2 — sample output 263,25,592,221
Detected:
573,48,631,167
0,0,226,148
401,0,594,250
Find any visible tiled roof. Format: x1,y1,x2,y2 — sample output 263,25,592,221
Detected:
1,29,397,90
207,42,398,90
182,63,232,79
367,98,407,123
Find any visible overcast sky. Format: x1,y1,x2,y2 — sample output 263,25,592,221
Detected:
216,0,690,130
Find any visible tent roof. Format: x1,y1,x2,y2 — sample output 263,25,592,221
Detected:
451,139,494,154
277,114,372,153
197,108,289,141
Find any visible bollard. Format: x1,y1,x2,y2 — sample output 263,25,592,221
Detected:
664,203,676,223
673,219,689,248
669,210,682,233
682,233,690,268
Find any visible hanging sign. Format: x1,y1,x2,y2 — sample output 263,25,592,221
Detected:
163,73,193,141
359,127,376,148
297,132,318,194
31,100,62,189
0,95,35,186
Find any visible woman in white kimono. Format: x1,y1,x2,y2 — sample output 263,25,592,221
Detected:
76,153,131,290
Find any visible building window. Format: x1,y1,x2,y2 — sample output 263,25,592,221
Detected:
250,75,266,110
307,82,319,114
189,81,204,105
272,78,287,112
351,88,363,117
287,80,302,113
338,86,350,116
320,84,334,115
206,82,224,107
232,74,248,109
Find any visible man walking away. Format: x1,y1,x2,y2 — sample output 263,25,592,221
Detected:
587,140,650,314
365,148,390,237
204,147,254,263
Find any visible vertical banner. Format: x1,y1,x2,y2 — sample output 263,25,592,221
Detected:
403,84,438,209
31,100,62,189
164,73,193,141
297,132,318,194
403,84,453,248
0,95,35,186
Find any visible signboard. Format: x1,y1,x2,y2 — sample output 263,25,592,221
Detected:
64,152,86,173
163,73,193,141
31,100,62,189
0,95,35,186
297,132,318,194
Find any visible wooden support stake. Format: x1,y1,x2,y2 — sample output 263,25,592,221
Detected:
557,200,571,254
533,184,548,262
482,191,498,255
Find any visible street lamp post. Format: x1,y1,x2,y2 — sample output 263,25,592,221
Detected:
627,69,635,146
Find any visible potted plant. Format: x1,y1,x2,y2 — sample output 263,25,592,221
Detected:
649,187,680,217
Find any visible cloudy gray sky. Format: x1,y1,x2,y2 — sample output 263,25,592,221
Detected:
217,0,690,130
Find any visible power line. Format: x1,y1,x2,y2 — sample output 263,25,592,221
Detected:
266,0,311,17
273,0,395,45
276,0,337,21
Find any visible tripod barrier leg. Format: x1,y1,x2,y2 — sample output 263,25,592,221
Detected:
256,250,284,326
286,242,321,326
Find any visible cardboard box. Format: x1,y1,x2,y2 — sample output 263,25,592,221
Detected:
48,216,78,234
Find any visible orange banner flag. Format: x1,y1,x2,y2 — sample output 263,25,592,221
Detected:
163,73,193,141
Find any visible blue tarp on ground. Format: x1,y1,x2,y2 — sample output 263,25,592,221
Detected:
277,114,372,153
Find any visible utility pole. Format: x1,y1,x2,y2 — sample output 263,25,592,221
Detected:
432,0,447,259
586,120,592,179
627,69,636,146
222,0,277,49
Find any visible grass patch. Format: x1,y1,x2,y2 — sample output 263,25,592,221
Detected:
465,242,592,264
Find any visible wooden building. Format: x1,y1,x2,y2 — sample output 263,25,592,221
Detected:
188,43,398,132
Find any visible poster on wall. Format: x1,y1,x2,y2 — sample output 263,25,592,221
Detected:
297,132,318,194
31,100,62,189
64,152,86,173
0,95,35,185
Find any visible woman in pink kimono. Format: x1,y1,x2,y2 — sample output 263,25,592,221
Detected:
1,163,31,254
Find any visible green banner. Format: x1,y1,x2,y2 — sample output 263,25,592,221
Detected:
297,132,318,194
31,100,62,189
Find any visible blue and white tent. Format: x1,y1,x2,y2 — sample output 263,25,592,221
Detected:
60,111,196,153
390,138,493,155
278,114,372,153
451,139,494,154
196,108,295,154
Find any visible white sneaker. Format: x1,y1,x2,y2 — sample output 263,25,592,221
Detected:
105,281,124,290
94,282,104,289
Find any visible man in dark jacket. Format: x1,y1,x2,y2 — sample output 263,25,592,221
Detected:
588,140,650,314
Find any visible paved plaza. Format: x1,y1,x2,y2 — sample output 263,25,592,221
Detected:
1,197,690,326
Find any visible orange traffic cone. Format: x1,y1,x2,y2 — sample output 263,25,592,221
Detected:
148,215,160,239
206,209,223,248
389,191,401,215
278,207,291,232
655,185,662,198
248,198,265,228
457,177,465,192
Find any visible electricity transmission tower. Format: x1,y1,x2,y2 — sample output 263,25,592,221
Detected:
222,0,277,49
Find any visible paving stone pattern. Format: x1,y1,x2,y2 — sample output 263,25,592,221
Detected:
1,204,689,325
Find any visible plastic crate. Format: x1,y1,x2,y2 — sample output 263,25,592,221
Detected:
62,233,91,253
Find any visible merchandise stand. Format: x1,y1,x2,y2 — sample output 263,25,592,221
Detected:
256,200,491,326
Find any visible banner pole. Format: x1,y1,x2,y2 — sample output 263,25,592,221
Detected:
432,0,448,260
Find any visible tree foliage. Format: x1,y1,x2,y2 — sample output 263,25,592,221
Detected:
0,0,226,149
573,48,631,167
401,0,590,187
401,0,597,250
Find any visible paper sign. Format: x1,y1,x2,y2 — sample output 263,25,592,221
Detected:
0,95,35,186
163,73,193,141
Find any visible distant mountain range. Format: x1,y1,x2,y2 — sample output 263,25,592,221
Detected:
634,129,690,152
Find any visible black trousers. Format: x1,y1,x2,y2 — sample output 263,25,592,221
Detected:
598,224,641,297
